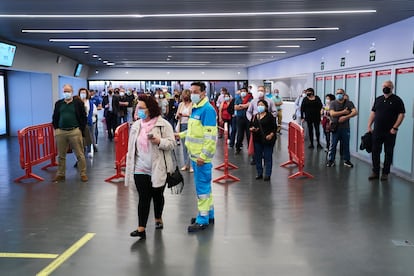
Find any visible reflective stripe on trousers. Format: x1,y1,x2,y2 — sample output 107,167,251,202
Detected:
191,160,214,225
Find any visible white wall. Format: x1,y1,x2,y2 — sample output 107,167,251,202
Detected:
88,67,247,81
248,16,414,80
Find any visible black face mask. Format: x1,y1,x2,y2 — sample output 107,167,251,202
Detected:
307,93,312,97
383,87,391,94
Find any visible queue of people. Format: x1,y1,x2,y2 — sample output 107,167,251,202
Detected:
51,80,405,241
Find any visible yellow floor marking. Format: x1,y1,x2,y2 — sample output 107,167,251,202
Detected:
36,232,96,276
0,253,58,259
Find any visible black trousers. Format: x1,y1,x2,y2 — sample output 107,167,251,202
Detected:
371,131,397,175
236,116,250,150
306,120,321,145
134,174,166,228
105,111,118,140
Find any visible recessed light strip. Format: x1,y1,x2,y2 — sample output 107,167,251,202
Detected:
23,27,338,33
50,38,316,42
68,45,90,49
0,10,376,19
171,46,247,49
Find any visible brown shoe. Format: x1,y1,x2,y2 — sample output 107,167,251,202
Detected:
368,173,379,180
80,175,88,182
52,175,65,182
380,174,388,181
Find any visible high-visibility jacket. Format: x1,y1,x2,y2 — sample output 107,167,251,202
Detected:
179,97,217,163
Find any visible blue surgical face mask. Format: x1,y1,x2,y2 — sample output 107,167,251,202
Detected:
137,109,147,120
257,105,265,113
64,92,72,100
80,93,87,99
241,92,247,97
224,96,230,101
191,94,200,103
336,94,344,101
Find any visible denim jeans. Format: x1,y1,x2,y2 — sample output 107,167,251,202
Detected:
253,142,274,177
328,128,350,162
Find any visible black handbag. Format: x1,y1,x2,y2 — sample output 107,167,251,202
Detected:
162,149,184,194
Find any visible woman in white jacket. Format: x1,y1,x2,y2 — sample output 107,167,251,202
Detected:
125,94,175,240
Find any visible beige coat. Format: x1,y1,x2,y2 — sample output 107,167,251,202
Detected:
125,116,176,188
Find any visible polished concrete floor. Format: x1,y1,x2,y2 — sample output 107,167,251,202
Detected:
1,129,414,276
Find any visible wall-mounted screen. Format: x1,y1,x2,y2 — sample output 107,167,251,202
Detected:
0,42,16,67
74,63,83,77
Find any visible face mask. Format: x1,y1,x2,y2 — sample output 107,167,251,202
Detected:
64,92,72,100
258,91,264,98
275,93,279,97
137,109,147,120
336,94,344,101
155,94,160,98
224,96,230,101
119,92,125,97
383,87,391,94
80,93,87,99
302,93,307,97
307,93,312,97
257,105,265,113
241,92,247,97
159,94,164,98
325,99,330,105
126,91,131,95
265,91,270,95
108,91,113,95
191,94,200,103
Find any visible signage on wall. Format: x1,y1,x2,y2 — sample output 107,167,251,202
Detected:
376,69,391,76
369,50,376,62
359,72,372,78
334,75,344,80
340,57,345,67
316,77,324,81
324,76,333,81
396,67,414,74
346,73,357,79
320,62,325,70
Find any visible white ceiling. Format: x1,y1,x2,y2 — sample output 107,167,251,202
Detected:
0,0,413,68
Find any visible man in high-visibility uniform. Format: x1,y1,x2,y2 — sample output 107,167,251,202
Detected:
177,81,217,232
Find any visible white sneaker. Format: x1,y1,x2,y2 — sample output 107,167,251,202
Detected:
88,152,93,158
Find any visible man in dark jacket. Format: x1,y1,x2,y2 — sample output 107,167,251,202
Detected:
52,84,88,182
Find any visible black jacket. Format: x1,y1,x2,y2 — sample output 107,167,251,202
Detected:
359,132,372,153
52,97,87,135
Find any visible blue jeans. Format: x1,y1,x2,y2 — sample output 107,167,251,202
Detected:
254,142,274,177
328,128,350,162
180,123,190,167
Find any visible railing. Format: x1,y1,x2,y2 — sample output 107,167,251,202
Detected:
15,123,58,182
280,121,314,179
213,122,240,183
105,122,129,182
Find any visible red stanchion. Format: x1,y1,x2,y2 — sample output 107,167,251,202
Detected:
105,122,129,182
213,122,240,184
280,121,314,179
15,123,58,182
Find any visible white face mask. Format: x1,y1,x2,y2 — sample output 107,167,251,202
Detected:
155,94,160,98
119,92,125,97
159,94,164,99
258,91,264,98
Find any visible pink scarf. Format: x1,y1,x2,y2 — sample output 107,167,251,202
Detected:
138,117,158,153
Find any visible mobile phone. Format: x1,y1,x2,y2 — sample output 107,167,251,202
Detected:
147,133,153,138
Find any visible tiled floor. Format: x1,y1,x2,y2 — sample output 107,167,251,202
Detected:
1,130,414,276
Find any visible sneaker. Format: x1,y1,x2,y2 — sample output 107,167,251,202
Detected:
344,160,354,168
190,217,215,224
155,221,164,229
235,148,241,154
380,174,388,181
263,176,271,181
368,173,379,180
80,175,88,182
308,144,314,149
326,161,335,167
87,152,93,158
187,223,208,232
52,175,65,182
317,144,323,149
130,230,146,239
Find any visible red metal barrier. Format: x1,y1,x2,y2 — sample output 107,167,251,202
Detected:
214,122,240,184
105,122,129,182
280,122,314,179
15,123,58,182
